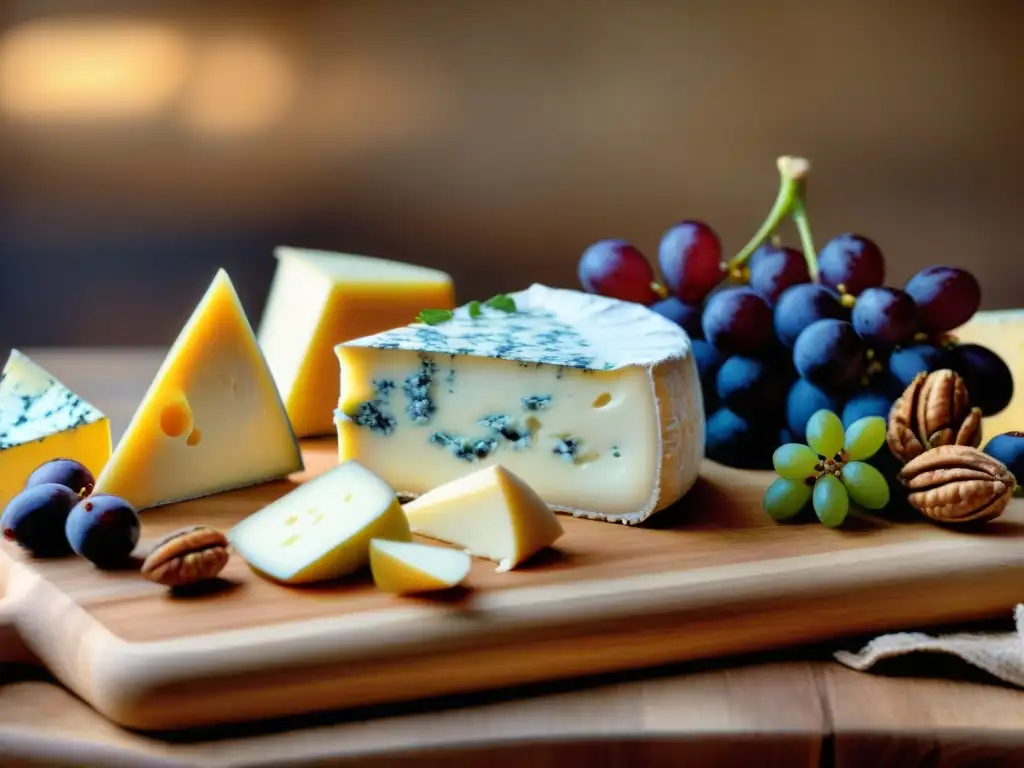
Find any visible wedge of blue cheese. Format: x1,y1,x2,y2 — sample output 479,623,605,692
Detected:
334,284,703,524
0,350,112,510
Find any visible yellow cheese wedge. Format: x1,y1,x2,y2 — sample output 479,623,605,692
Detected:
258,246,454,437
402,465,563,572
93,269,303,509
0,350,111,510
229,461,411,584
369,538,471,594
955,310,1024,438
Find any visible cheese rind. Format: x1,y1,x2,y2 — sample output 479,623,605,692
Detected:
402,464,564,572
335,284,703,524
0,350,111,510
94,269,303,510
369,538,471,594
258,247,454,437
954,310,1022,438
230,461,411,584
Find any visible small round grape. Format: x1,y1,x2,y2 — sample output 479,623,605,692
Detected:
1,483,78,557
65,494,141,569
25,459,95,497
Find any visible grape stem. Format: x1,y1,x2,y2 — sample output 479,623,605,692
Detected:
728,155,819,281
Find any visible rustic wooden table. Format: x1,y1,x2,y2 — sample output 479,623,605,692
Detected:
1,348,1021,767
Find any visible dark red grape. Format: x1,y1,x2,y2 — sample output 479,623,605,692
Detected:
692,339,724,414
715,355,790,421
578,240,659,304
904,266,981,332
649,296,703,339
748,245,810,305
657,221,724,304
705,408,777,470
1,483,77,557
887,343,950,393
785,378,844,444
25,459,94,497
851,287,919,347
817,234,886,296
773,284,847,348
65,494,140,568
948,343,1013,416
701,288,773,356
793,319,868,391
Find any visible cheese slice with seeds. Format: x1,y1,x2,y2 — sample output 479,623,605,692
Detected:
335,284,703,524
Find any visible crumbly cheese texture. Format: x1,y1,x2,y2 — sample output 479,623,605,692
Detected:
0,350,111,510
230,461,411,584
335,284,703,524
258,246,454,437
955,310,1023,438
369,538,471,594
402,464,563,572
94,270,303,510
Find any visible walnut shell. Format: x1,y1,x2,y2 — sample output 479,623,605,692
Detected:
141,526,230,587
886,369,982,465
897,444,1015,524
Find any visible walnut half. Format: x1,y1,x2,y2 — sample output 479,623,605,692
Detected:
897,444,1016,524
886,369,982,465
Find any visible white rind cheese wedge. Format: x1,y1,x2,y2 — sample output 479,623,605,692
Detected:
258,247,454,438
94,269,303,509
335,284,703,524
369,538,472,594
402,464,564,572
230,461,411,585
0,350,112,510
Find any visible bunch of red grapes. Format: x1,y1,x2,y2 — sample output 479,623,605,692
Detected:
577,225,1013,473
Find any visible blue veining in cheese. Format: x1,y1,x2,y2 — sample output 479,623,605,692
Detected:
335,284,704,524
341,284,689,371
0,351,106,450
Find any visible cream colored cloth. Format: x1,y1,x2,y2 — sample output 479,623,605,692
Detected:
834,605,1024,687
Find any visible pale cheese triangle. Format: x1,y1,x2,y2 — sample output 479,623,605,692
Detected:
94,269,303,509
369,538,471,594
402,464,563,572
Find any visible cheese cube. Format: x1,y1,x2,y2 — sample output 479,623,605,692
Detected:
335,284,703,524
0,350,111,510
93,270,303,510
402,465,563,572
258,247,454,437
955,310,1023,438
369,539,471,594
230,461,411,584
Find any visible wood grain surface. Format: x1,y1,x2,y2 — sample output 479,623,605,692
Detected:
0,349,1021,764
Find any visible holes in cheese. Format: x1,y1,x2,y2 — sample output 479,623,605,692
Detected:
591,392,612,408
228,460,410,585
401,465,563,572
159,396,193,438
369,539,471,594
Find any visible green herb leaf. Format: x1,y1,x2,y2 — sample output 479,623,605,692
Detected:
415,309,454,325
484,294,516,313
468,300,482,318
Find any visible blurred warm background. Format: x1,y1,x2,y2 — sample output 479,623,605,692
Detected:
1,0,1022,349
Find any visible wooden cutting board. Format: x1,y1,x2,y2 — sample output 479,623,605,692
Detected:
1,438,1023,732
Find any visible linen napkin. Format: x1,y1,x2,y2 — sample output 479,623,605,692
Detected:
834,604,1024,687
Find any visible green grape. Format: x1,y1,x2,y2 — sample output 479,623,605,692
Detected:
763,477,812,520
806,409,844,458
843,416,886,461
772,444,819,480
813,473,849,528
841,461,890,509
